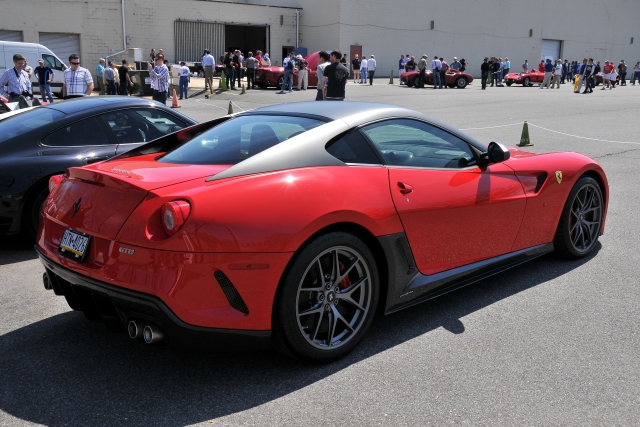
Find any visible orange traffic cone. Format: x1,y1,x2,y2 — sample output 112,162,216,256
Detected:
171,88,180,108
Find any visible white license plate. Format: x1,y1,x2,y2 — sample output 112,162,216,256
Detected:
58,229,91,261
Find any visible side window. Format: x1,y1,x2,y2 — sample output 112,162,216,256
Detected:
361,119,476,168
42,117,112,147
326,130,381,164
42,54,65,71
103,109,188,144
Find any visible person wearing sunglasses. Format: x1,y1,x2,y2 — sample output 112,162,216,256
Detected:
62,54,94,99
147,53,169,104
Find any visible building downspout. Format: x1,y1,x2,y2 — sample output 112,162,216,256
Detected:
106,0,127,60
295,9,299,48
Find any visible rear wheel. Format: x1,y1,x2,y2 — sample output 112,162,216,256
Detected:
272,232,379,362
554,176,604,258
277,75,284,89
24,183,49,240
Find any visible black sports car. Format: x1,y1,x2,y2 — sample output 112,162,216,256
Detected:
0,97,196,237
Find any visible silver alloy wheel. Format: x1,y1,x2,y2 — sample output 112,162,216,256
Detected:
569,183,603,254
295,246,372,350
456,77,467,88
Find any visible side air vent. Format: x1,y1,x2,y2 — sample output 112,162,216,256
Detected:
535,172,548,193
395,237,417,275
214,270,249,314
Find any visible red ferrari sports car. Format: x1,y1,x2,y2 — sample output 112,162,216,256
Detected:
37,102,608,362
400,69,473,88
255,52,320,89
505,70,603,86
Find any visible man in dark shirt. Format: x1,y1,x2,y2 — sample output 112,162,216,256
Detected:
480,57,490,90
323,50,349,101
582,59,595,94
118,59,133,96
34,59,54,103
351,54,361,83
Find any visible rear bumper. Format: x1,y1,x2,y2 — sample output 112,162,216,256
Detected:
37,247,272,350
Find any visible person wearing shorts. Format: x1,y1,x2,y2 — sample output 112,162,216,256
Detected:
601,60,613,89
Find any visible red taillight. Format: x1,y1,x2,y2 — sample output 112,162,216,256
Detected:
48,175,64,193
161,200,191,236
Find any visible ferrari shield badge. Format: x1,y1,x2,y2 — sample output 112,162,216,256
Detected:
555,171,563,184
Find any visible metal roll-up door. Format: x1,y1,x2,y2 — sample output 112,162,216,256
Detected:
175,21,225,63
541,39,561,61
38,32,80,65
0,30,23,42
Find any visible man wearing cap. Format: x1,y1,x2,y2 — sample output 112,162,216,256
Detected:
450,57,461,71
62,54,93,98
34,59,54,103
0,54,33,102
202,49,215,93
148,53,169,104
368,55,376,85
96,58,106,95
296,54,309,91
104,61,117,95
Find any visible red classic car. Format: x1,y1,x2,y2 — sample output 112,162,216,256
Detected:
505,70,603,86
400,69,473,89
38,102,608,362
255,52,319,89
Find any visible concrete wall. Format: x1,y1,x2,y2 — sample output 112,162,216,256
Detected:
298,0,639,77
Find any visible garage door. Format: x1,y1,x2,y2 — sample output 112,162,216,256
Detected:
39,32,80,66
175,21,225,62
541,39,561,61
0,30,23,42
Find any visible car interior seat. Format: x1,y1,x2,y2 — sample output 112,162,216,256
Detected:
249,124,279,156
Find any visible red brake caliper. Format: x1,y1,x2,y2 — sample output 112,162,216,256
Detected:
338,262,352,289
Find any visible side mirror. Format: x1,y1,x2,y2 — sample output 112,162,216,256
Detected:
485,141,511,164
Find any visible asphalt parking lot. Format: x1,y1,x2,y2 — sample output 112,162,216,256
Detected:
1,78,639,426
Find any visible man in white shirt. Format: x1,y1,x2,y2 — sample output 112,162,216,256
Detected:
315,51,330,100
367,55,376,85
202,49,215,93
360,56,368,84
178,61,191,99
431,56,442,88
552,60,562,88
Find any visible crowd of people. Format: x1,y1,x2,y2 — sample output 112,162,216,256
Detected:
393,54,469,89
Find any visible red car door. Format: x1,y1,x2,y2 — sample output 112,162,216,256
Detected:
361,119,527,276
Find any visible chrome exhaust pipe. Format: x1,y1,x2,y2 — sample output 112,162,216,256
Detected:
143,324,165,344
127,320,145,340
43,272,52,290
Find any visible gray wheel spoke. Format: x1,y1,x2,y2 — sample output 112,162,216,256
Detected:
572,224,583,246
583,206,600,215
311,310,324,341
570,220,580,234
338,276,367,298
331,306,355,332
340,296,366,312
299,303,324,317
336,256,359,284
331,250,339,282
326,311,337,346
300,285,325,293
583,188,595,212
317,259,325,282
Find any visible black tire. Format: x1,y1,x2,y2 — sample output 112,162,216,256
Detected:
523,77,531,86
272,232,379,362
276,75,284,88
506,81,513,86
23,183,49,240
455,77,468,89
554,176,604,259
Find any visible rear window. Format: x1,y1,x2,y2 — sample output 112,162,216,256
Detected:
159,115,323,165
0,108,66,143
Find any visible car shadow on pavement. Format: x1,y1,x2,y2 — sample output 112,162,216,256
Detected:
0,236,38,266
0,245,600,426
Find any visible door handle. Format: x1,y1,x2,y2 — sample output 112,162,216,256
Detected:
397,182,414,195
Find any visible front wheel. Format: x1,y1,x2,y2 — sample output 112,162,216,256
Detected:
523,77,531,86
554,176,604,258
506,81,513,86
272,232,379,362
455,77,468,88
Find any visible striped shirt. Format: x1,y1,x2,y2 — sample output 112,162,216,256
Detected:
150,65,169,92
0,67,32,98
63,66,93,95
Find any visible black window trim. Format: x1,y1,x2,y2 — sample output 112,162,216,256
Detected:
356,117,482,170
324,127,386,166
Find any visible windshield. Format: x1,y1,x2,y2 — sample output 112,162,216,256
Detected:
0,108,66,143
159,115,323,165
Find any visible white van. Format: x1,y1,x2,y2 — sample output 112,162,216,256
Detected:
0,42,67,97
